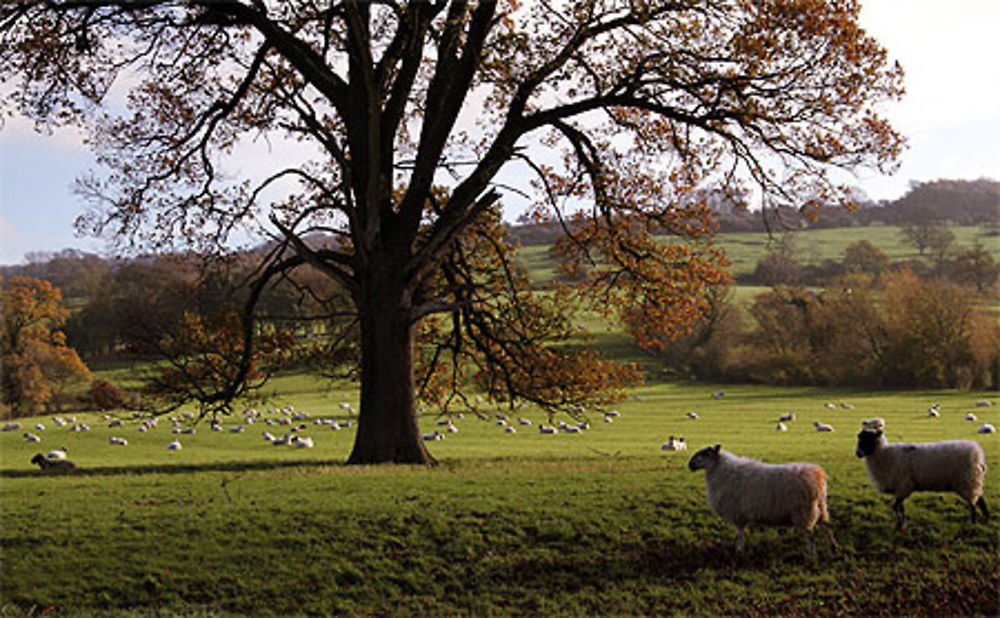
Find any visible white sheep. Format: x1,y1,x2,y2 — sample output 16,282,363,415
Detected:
965,413,977,421
687,411,700,420
813,421,835,432
854,427,989,530
2,422,22,432
977,423,995,434
688,445,837,556
108,436,128,446
775,422,788,432
539,425,558,434
927,408,940,418
292,435,314,448
661,436,687,452
862,417,885,432
711,390,725,399
779,413,795,422
504,425,517,434
167,439,183,451
23,432,42,443
422,431,444,441
46,446,68,460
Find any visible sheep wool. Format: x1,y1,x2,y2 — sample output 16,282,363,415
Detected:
687,445,836,556
855,429,988,530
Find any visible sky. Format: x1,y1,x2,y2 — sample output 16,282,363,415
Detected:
1,1,999,266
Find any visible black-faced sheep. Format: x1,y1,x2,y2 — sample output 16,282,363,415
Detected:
854,429,988,530
30,453,77,472
688,445,837,556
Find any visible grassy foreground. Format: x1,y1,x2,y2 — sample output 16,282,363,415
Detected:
2,380,998,616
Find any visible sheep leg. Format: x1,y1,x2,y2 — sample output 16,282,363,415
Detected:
734,527,747,553
892,498,907,531
972,496,989,523
804,530,817,558
818,520,838,551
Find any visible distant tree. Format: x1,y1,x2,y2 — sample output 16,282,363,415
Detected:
944,245,1000,294
881,270,998,389
0,277,90,415
843,239,889,278
1,0,904,463
925,225,956,267
899,222,950,256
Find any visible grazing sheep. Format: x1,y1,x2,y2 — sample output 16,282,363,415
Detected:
30,453,76,472
167,439,183,451
539,425,558,434
779,413,796,422
518,417,532,426
46,447,68,460
688,445,836,556
711,390,725,399
292,435,314,448
108,436,128,446
661,436,687,452
840,403,854,410
975,400,994,407
965,413,977,422
813,421,835,432
824,403,837,410
977,423,996,434
23,432,42,443
855,428,988,530
422,431,444,441
927,408,940,418
504,425,517,434
687,411,700,420
862,417,885,432
34,423,45,431
775,422,788,432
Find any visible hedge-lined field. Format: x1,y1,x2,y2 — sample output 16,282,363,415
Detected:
2,380,997,615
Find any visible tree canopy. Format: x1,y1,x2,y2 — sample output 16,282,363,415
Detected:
0,0,904,463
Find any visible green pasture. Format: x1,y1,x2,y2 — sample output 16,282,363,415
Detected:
518,224,997,286
2,379,998,615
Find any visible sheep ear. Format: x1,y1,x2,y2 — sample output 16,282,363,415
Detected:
712,444,721,455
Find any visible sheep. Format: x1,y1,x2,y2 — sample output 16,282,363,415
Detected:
46,446,68,460
504,425,517,434
964,413,977,422
167,439,183,451
292,435,314,448
711,390,725,399
854,427,988,530
422,431,444,441
927,408,940,418
775,422,788,432
661,436,687,452
813,421,835,432
977,423,996,434
23,432,42,443
539,425,558,434
862,417,885,432
518,417,532,426
975,400,995,407
108,436,128,446
688,445,837,556
34,423,45,431
779,412,796,422
30,453,76,472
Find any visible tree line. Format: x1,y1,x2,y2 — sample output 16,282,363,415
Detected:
656,241,999,391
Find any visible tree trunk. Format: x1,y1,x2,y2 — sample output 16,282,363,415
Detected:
346,263,435,465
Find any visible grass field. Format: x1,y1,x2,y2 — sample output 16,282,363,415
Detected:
2,377,998,615
2,223,998,615
518,224,997,287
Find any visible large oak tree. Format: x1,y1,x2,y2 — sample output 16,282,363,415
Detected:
0,0,903,463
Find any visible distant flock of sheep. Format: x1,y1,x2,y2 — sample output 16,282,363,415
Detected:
8,394,995,558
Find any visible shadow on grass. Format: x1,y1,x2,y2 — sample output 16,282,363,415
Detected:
0,458,348,479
